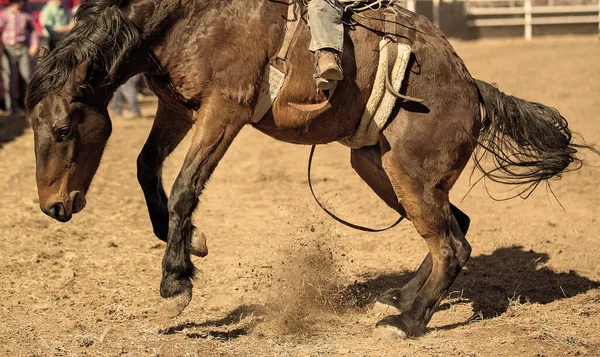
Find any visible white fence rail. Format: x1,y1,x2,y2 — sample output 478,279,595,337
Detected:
464,0,600,40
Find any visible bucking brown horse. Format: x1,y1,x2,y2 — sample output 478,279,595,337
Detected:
26,0,594,338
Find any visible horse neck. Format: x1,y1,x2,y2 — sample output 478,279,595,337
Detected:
95,0,188,90
122,0,288,55
114,0,289,98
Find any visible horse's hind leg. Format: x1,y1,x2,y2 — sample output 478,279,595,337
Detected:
351,147,471,313
376,204,470,312
370,113,475,338
160,96,249,317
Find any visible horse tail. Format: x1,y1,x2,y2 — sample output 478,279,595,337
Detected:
473,79,597,197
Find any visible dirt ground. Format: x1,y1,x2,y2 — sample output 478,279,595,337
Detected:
1,36,599,357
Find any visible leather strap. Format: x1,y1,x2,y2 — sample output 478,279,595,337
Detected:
288,82,337,112
272,2,303,74
307,145,405,232
382,7,425,104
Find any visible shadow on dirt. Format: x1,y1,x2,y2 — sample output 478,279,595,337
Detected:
0,112,29,149
159,304,264,341
157,247,599,339
343,246,600,318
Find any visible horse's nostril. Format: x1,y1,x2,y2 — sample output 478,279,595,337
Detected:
71,191,86,214
49,202,70,222
51,203,63,218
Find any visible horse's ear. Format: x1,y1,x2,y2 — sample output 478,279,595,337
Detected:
74,60,89,84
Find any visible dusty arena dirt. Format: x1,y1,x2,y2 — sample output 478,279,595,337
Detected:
1,36,599,356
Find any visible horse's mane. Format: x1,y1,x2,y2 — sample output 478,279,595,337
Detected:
26,0,141,111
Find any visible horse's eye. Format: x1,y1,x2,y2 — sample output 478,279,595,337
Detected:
57,127,70,141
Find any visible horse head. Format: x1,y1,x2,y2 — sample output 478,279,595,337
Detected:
28,61,112,222
26,0,143,222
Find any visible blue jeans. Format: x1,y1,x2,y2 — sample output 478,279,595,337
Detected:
308,0,344,53
112,75,141,116
2,45,32,112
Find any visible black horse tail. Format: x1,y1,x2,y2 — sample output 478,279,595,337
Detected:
473,79,597,197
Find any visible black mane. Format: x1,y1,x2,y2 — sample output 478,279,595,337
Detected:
26,0,141,111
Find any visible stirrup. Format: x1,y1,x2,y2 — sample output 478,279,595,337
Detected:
319,65,344,82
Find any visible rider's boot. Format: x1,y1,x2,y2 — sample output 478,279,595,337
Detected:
315,48,343,91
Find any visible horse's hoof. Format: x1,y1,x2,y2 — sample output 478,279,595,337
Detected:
374,314,415,340
190,231,208,257
371,301,402,319
163,288,192,318
373,323,408,340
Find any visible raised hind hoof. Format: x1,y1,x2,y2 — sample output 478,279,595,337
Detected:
375,314,421,340
190,231,208,257
162,288,192,318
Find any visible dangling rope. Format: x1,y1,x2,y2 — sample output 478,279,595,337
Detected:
308,145,405,232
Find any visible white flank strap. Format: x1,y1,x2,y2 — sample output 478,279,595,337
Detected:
339,41,412,148
375,42,412,130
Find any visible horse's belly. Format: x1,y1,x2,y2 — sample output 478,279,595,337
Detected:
252,110,357,145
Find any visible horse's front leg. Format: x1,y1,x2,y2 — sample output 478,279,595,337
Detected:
160,97,250,317
137,101,192,242
137,101,209,257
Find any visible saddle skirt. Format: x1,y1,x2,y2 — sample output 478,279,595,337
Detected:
251,3,413,149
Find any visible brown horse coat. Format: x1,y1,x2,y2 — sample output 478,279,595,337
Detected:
26,0,590,338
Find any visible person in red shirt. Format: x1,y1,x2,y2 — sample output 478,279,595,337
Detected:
0,0,38,113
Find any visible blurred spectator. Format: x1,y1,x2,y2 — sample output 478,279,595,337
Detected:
111,74,142,119
0,0,38,113
39,0,73,50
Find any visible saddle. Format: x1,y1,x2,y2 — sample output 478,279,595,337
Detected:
251,1,423,148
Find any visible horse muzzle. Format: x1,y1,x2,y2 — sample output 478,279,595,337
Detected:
41,191,86,222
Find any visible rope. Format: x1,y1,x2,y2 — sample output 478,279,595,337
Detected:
307,145,405,232
339,0,393,12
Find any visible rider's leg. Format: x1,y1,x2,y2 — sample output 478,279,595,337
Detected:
308,0,344,90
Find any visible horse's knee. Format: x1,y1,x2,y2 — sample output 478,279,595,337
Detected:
437,243,461,278
167,182,195,217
